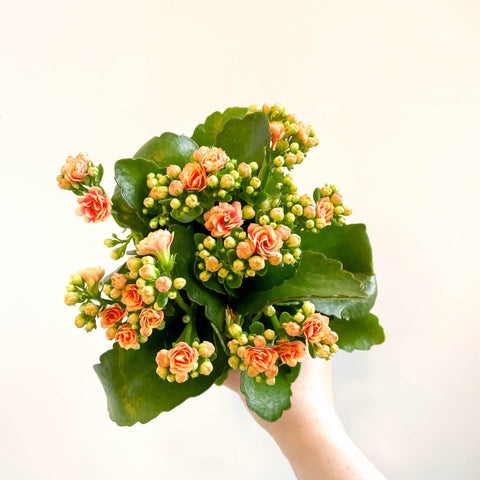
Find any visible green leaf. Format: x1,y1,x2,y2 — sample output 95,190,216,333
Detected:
94,329,227,426
240,364,301,422
134,133,199,168
191,107,248,147
216,112,270,166
330,314,385,352
236,252,366,315
249,321,265,335
111,186,150,234
300,224,374,275
170,224,226,328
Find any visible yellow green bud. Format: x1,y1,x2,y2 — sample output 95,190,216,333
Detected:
84,303,99,316
229,324,243,338
64,292,79,306
74,314,87,328
199,271,212,282
224,237,236,249
249,177,261,189
173,277,186,289
228,356,240,368
305,219,315,229
218,268,229,279
85,320,96,332
264,329,275,340
283,253,294,264
170,198,181,209
264,305,276,317
273,156,284,167
143,197,155,208
203,236,216,250
242,205,256,219
185,194,199,208
343,206,353,216
302,301,315,316
270,207,284,222
220,174,235,189
199,360,213,376
334,206,344,215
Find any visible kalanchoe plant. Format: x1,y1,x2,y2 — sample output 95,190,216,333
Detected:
58,103,384,425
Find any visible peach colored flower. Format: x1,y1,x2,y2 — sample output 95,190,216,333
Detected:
205,256,222,272
204,202,243,238
111,273,127,290
283,321,301,336
136,229,174,258
139,308,164,336
274,340,306,367
270,121,285,149
236,239,255,259
179,162,207,191
155,276,172,293
302,313,330,344
331,193,343,205
297,121,312,144
121,284,144,312
76,187,112,223
57,177,70,190
63,153,89,184
244,346,279,375
323,329,339,345
115,324,138,350
99,304,126,329
168,180,184,196
166,164,181,178
237,162,252,178
192,146,227,173
169,342,199,375
155,349,171,368
78,266,105,286
315,197,334,224
304,205,316,218
248,255,265,271
275,224,291,241
247,223,283,258
268,252,282,266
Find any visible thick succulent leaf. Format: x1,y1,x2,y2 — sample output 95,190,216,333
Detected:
216,112,270,166
191,107,248,147
134,132,198,168
111,186,150,235
236,252,366,315
94,329,227,426
300,224,374,275
240,364,300,422
170,224,226,329
330,314,385,352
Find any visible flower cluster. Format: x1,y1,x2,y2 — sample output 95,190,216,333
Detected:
57,152,112,223
226,301,338,385
155,340,216,383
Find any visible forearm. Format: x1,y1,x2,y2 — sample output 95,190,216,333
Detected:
264,406,387,480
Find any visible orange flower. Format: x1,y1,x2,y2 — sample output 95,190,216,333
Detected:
136,229,174,258
76,187,112,223
63,153,89,184
99,304,126,329
236,239,256,259
192,146,227,173
283,321,301,336
179,162,207,191
121,284,144,312
139,308,164,336
111,273,127,290
244,346,279,376
274,340,306,367
315,197,334,224
269,121,285,149
302,313,330,344
115,324,138,350
297,121,312,144
204,202,243,238
169,342,199,375
78,266,105,286
247,223,283,258
155,349,171,368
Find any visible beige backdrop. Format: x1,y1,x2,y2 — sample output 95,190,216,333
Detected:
1,1,479,479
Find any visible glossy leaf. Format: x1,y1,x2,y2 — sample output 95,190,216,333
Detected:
330,314,385,352
134,133,198,168
191,107,248,147
216,112,270,166
240,364,301,422
94,329,227,426
236,252,366,315
170,224,226,328
111,186,150,234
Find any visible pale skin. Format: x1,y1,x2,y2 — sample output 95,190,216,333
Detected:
223,355,387,480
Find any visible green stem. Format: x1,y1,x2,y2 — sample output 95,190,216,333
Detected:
270,313,282,333
175,293,192,314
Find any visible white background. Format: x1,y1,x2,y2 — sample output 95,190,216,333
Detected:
1,1,479,479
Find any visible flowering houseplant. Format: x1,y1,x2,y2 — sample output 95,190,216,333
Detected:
58,104,384,425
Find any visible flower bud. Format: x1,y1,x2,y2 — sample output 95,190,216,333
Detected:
270,207,284,222
185,194,199,208
155,276,172,293
110,287,122,299
156,366,169,379
315,344,331,359
245,186,254,195
285,212,295,224
228,356,240,368
264,329,275,341
305,219,315,229
139,264,158,280
229,324,243,338
224,236,236,249
264,305,276,317
170,198,181,209
283,253,294,264
173,277,186,289
85,320,96,332
286,234,301,248
285,152,297,168
106,326,117,340
249,255,266,271
249,177,261,189
315,218,327,229
331,193,343,205
330,344,340,354
87,166,99,177
136,278,147,289
273,156,284,167
143,197,155,209
302,301,316,316
266,377,276,386
293,312,305,323
232,259,246,273
74,314,87,328
220,174,235,189
64,292,79,306
238,334,249,345
199,360,213,376
320,186,332,197
84,303,99,316
199,271,212,282
205,256,222,273
198,341,215,358
203,236,216,250
259,215,270,226
249,162,259,172
167,291,177,299
166,164,182,179
291,204,303,216
206,175,219,188
334,206,344,215
268,252,282,266
127,256,143,272
242,205,256,220
237,162,252,177
343,206,352,216
70,273,83,287
218,268,229,279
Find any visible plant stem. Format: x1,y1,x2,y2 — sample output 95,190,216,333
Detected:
175,293,192,314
